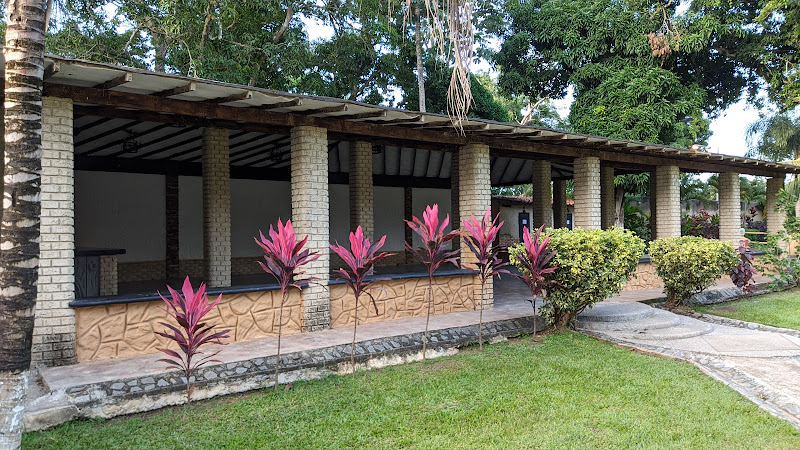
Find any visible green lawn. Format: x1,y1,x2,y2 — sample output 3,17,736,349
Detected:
24,333,800,449
693,288,800,330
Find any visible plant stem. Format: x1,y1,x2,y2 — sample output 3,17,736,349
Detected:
274,290,287,392
531,297,537,336
352,293,359,373
478,279,485,350
423,274,433,361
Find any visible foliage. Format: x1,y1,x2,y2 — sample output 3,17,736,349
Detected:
681,210,720,239
746,113,800,162
740,177,767,212
156,277,231,404
255,219,320,391
330,226,393,370
405,204,460,359
753,189,800,289
512,227,644,328
508,225,558,333
681,173,718,204
649,236,738,309
730,243,758,296
462,209,510,348
755,0,800,109
623,199,651,242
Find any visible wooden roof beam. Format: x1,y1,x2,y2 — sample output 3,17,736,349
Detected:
297,104,348,115
152,82,196,98
254,98,302,110
206,90,253,104
94,72,133,90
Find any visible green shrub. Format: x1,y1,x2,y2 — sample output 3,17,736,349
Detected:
649,236,738,309
510,227,645,328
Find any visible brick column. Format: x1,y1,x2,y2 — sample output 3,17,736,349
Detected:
291,126,330,331
553,179,567,228
99,255,118,296
766,176,787,252
202,127,231,287
33,97,76,367
719,171,742,245
766,176,786,236
458,143,492,308
573,157,601,230
531,160,553,228
601,165,616,229
649,170,657,239
165,174,180,281
653,165,681,239
349,141,374,236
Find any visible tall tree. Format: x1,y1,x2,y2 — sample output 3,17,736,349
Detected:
756,0,800,110
1,1,47,447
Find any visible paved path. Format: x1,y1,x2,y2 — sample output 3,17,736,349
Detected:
576,301,800,429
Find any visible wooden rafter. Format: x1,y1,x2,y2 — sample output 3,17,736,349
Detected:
94,72,133,90
152,83,196,98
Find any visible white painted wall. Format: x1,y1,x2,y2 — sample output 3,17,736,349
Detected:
75,171,453,261
75,171,166,262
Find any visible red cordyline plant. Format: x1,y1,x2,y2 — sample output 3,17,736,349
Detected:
255,218,320,391
405,204,460,360
730,240,758,296
462,209,510,350
156,276,231,405
330,226,394,371
514,225,558,335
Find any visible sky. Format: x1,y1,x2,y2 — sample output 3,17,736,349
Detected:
302,18,767,160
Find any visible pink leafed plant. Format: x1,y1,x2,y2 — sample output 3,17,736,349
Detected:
405,204,460,360
156,276,231,405
462,209,510,350
255,218,320,391
513,225,558,335
330,226,394,371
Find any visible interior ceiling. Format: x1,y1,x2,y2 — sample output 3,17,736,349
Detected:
73,114,575,186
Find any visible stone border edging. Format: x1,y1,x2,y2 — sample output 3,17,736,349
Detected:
58,315,546,421
673,310,800,339
579,329,800,430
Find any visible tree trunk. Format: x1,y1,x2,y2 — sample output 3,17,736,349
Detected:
414,3,426,113
615,187,625,228
1,0,48,446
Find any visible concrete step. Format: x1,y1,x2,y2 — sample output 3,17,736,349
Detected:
578,309,681,333
617,318,715,341
578,301,655,323
24,390,78,432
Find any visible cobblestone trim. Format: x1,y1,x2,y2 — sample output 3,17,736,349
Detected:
531,160,552,228
291,126,330,331
553,179,567,228
654,165,680,239
457,143,492,307
59,315,544,419
202,127,232,287
349,141,374,236
579,330,800,430
600,165,616,229
98,255,117,296
719,171,742,245
573,157,601,229
34,97,76,367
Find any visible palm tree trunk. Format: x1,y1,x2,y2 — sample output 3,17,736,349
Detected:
414,2,426,113
1,1,48,447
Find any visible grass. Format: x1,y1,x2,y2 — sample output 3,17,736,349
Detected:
693,288,800,330
23,333,800,449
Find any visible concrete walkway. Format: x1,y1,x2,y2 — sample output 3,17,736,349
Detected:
576,299,800,429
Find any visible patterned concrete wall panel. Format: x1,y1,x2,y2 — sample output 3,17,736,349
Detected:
330,275,478,328
75,289,302,362
621,262,664,291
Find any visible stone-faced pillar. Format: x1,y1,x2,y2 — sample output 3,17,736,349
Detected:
553,179,568,228
532,160,553,228
719,171,742,245
654,165,681,239
202,127,231,287
766,176,786,236
649,170,657,239
165,174,180,281
349,141,374,236
33,97,76,367
458,143,492,308
601,165,616,229
573,157,601,230
291,126,330,331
